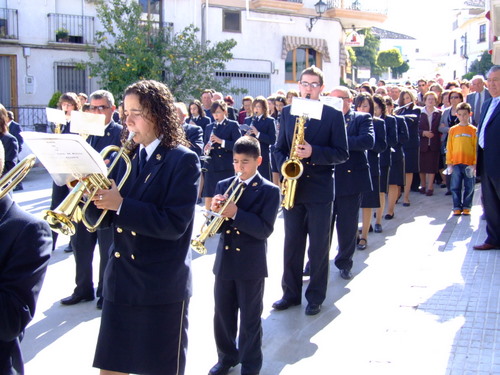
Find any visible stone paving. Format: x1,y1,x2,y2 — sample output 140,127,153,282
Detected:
11,167,500,375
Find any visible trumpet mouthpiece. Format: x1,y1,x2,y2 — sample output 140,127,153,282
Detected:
127,131,136,141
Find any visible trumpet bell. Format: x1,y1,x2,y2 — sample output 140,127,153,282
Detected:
190,239,208,255
0,154,37,199
43,208,81,236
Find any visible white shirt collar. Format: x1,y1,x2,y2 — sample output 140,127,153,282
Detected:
240,172,258,185
139,138,161,162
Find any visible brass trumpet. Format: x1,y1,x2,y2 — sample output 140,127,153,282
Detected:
0,154,37,199
191,173,245,255
43,132,135,235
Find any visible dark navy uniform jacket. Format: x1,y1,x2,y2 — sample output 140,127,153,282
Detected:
203,119,241,173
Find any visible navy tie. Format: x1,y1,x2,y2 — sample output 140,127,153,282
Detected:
139,148,147,173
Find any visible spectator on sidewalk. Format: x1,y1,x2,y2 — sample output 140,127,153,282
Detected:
446,102,477,216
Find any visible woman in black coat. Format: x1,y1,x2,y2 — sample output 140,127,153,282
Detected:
396,89,421,206
91,80,200,375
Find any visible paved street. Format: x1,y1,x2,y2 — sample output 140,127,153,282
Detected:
13,166,500,375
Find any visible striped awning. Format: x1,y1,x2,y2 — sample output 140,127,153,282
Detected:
281,36,331,63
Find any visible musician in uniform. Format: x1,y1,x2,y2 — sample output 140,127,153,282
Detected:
273,66,349,316
89,80,200,375
208,136,280,375
0,141,52,375
202,100,241,211
60,90,123,310
243,96,277,181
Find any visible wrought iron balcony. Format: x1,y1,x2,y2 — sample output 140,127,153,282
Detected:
139,20,174,42
48,13,95,44
0,8,19,40
326,0,387,15
325,0,387,29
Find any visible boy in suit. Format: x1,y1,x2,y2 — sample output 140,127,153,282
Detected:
208,136,280,375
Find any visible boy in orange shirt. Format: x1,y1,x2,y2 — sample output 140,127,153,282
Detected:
446,102,477,216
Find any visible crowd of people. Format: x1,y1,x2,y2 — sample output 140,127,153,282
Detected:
1,64,500,375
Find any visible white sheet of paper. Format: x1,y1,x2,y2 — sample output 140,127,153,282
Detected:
70,111,106,136
320,96,344,112
21,132,108,186
290,97,323,120
46,108,67,125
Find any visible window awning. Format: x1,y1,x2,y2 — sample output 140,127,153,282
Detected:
281,36,331,63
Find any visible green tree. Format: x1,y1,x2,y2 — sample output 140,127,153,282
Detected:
376,49,404,70
351,29,383,77
391,60,410,78
466,50,493,78
83,0,239,102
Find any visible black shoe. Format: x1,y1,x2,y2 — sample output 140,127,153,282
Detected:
272,298,300,311
369,224,373,232
339,269,353,280
384,213,394,220
374,224,383,233
402,202,410,207
445,191,452,196
357,238,367,250
60,293,94,305
96,297,103,310
305,303,321,316
13,184,23,191
208,362,237,375
63,245,73,253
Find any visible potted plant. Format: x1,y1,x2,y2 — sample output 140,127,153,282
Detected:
56,28,69,42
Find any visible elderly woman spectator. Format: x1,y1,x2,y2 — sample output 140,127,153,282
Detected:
418,91,442,196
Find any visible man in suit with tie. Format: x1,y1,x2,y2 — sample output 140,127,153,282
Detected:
473,66,500,251
466,75,491,126
0,142,52,375
329,87,374,279
273,66,349,316
60,90,123,309
208,136,280,375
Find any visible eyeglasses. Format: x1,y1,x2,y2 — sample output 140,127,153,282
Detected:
89,105,111,111
300,81,321,88
449,96,461,99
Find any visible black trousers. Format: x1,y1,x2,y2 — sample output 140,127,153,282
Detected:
481,171,500,246
332,193,362,271
281,202,332,305
72,221,113,297
214,277,264,374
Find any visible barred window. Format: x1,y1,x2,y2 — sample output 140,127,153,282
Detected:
56,63,86,94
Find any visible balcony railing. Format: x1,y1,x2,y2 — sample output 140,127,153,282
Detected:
0,8,19,40
6,106,49,133
139,20,174,42
326,0,388,15
48,13,95,44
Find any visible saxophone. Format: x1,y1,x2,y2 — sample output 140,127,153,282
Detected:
280,114,307,210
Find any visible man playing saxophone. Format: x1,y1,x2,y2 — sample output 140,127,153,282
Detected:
273,66,348,316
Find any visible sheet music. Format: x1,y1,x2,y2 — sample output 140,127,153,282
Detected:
21,132,108,186
45,107,67,125
290,97,323,120
320,96,344,112
70,111,106,136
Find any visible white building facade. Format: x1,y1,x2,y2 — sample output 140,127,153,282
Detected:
0,0,387,129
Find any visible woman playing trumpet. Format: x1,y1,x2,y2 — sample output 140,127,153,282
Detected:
89,80,200,375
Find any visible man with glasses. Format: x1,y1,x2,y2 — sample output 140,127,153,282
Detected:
473,66,500,251
60,90,123,309
466,75,491,125
273,66,348,316
416,79,429,106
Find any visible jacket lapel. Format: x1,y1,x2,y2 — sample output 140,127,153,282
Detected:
239,174,264,208
130,145,167,200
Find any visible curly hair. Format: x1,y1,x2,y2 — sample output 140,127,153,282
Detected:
123,80,189,150
0,103,8,135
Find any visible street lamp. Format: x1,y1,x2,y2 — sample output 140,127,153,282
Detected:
307,0,328,32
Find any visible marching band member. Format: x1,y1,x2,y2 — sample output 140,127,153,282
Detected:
89,80,200,375
202,100,241,211
208,136,280,375
0,141,52,375
273,66,348,316
243,96,276,181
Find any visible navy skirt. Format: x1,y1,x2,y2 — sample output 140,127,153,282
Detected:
379,165,390,193
389,158,405,186
94,299,189,375
403,147,419,173
361,174,380,208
